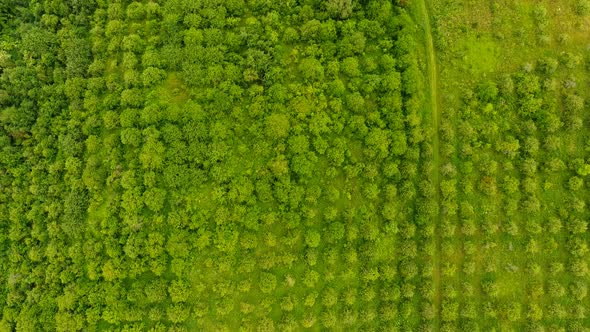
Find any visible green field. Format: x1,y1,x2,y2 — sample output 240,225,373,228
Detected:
1,0,590,331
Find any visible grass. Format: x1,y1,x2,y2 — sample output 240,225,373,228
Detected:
459,34,499,75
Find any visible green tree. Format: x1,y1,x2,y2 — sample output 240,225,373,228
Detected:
140,139,165,170
321,310,337,328
299,58,324,82
260,273,277,294
322,288,338,307
303,270,319,288
142,67,166,86
576,0,590,15
477,81,498,102
126,2,145,20
569,176,584,190
167,304,190,323
305,230,321,248
341,57,361,77
143,188,166,212
326,0,353,18
120,128,141,147
169,280,190,303
266,113,290,138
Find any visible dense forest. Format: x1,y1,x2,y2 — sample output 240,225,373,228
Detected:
1,0,590,331
0,0,432,330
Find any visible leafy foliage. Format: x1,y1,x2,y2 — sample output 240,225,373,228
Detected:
4,0,587,331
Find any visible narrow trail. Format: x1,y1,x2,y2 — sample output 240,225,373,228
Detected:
415,0,442,328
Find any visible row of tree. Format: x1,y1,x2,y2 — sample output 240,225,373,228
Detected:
435,52,590,330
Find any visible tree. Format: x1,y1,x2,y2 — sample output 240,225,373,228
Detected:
257,317,275,332
504,302,521,322
144,280,168,304
569,176,583,191
291,153,316,178
303,270,319,287
477,81,498,102
346,92,365,113
326,0,353,19
122,34,144,53
564,94,584,113
140,139,165,170
399,260,418,279
55,312,84,332
571,259,589,277
166,230,190,259
280,295,296,312
169,280,190,303
391,131,408,156
120,128,141,147
576,0,590,15
301,313,316,328
482,279,499,298
126,2,145,20
299,58,324,82
306,249,318,266
167,304,190,323
570,281,588,301
288,135,309,154
546,217,562,234
305,230,320,248
568,219,588,234
278,314,298,331
260,273,277,294
143,188,166,212
304,292,318,307
326,222,345,243
365,128,390,159
341,57,360,77
321,310,337,328
142,67,166,86
441,300,459,322
121,89,144,107
240,232,258,249
265,113,290,138
381,71,401,92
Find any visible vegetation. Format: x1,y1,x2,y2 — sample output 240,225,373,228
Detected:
0,0,589,331
0,0,429,330
432,0,590,330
